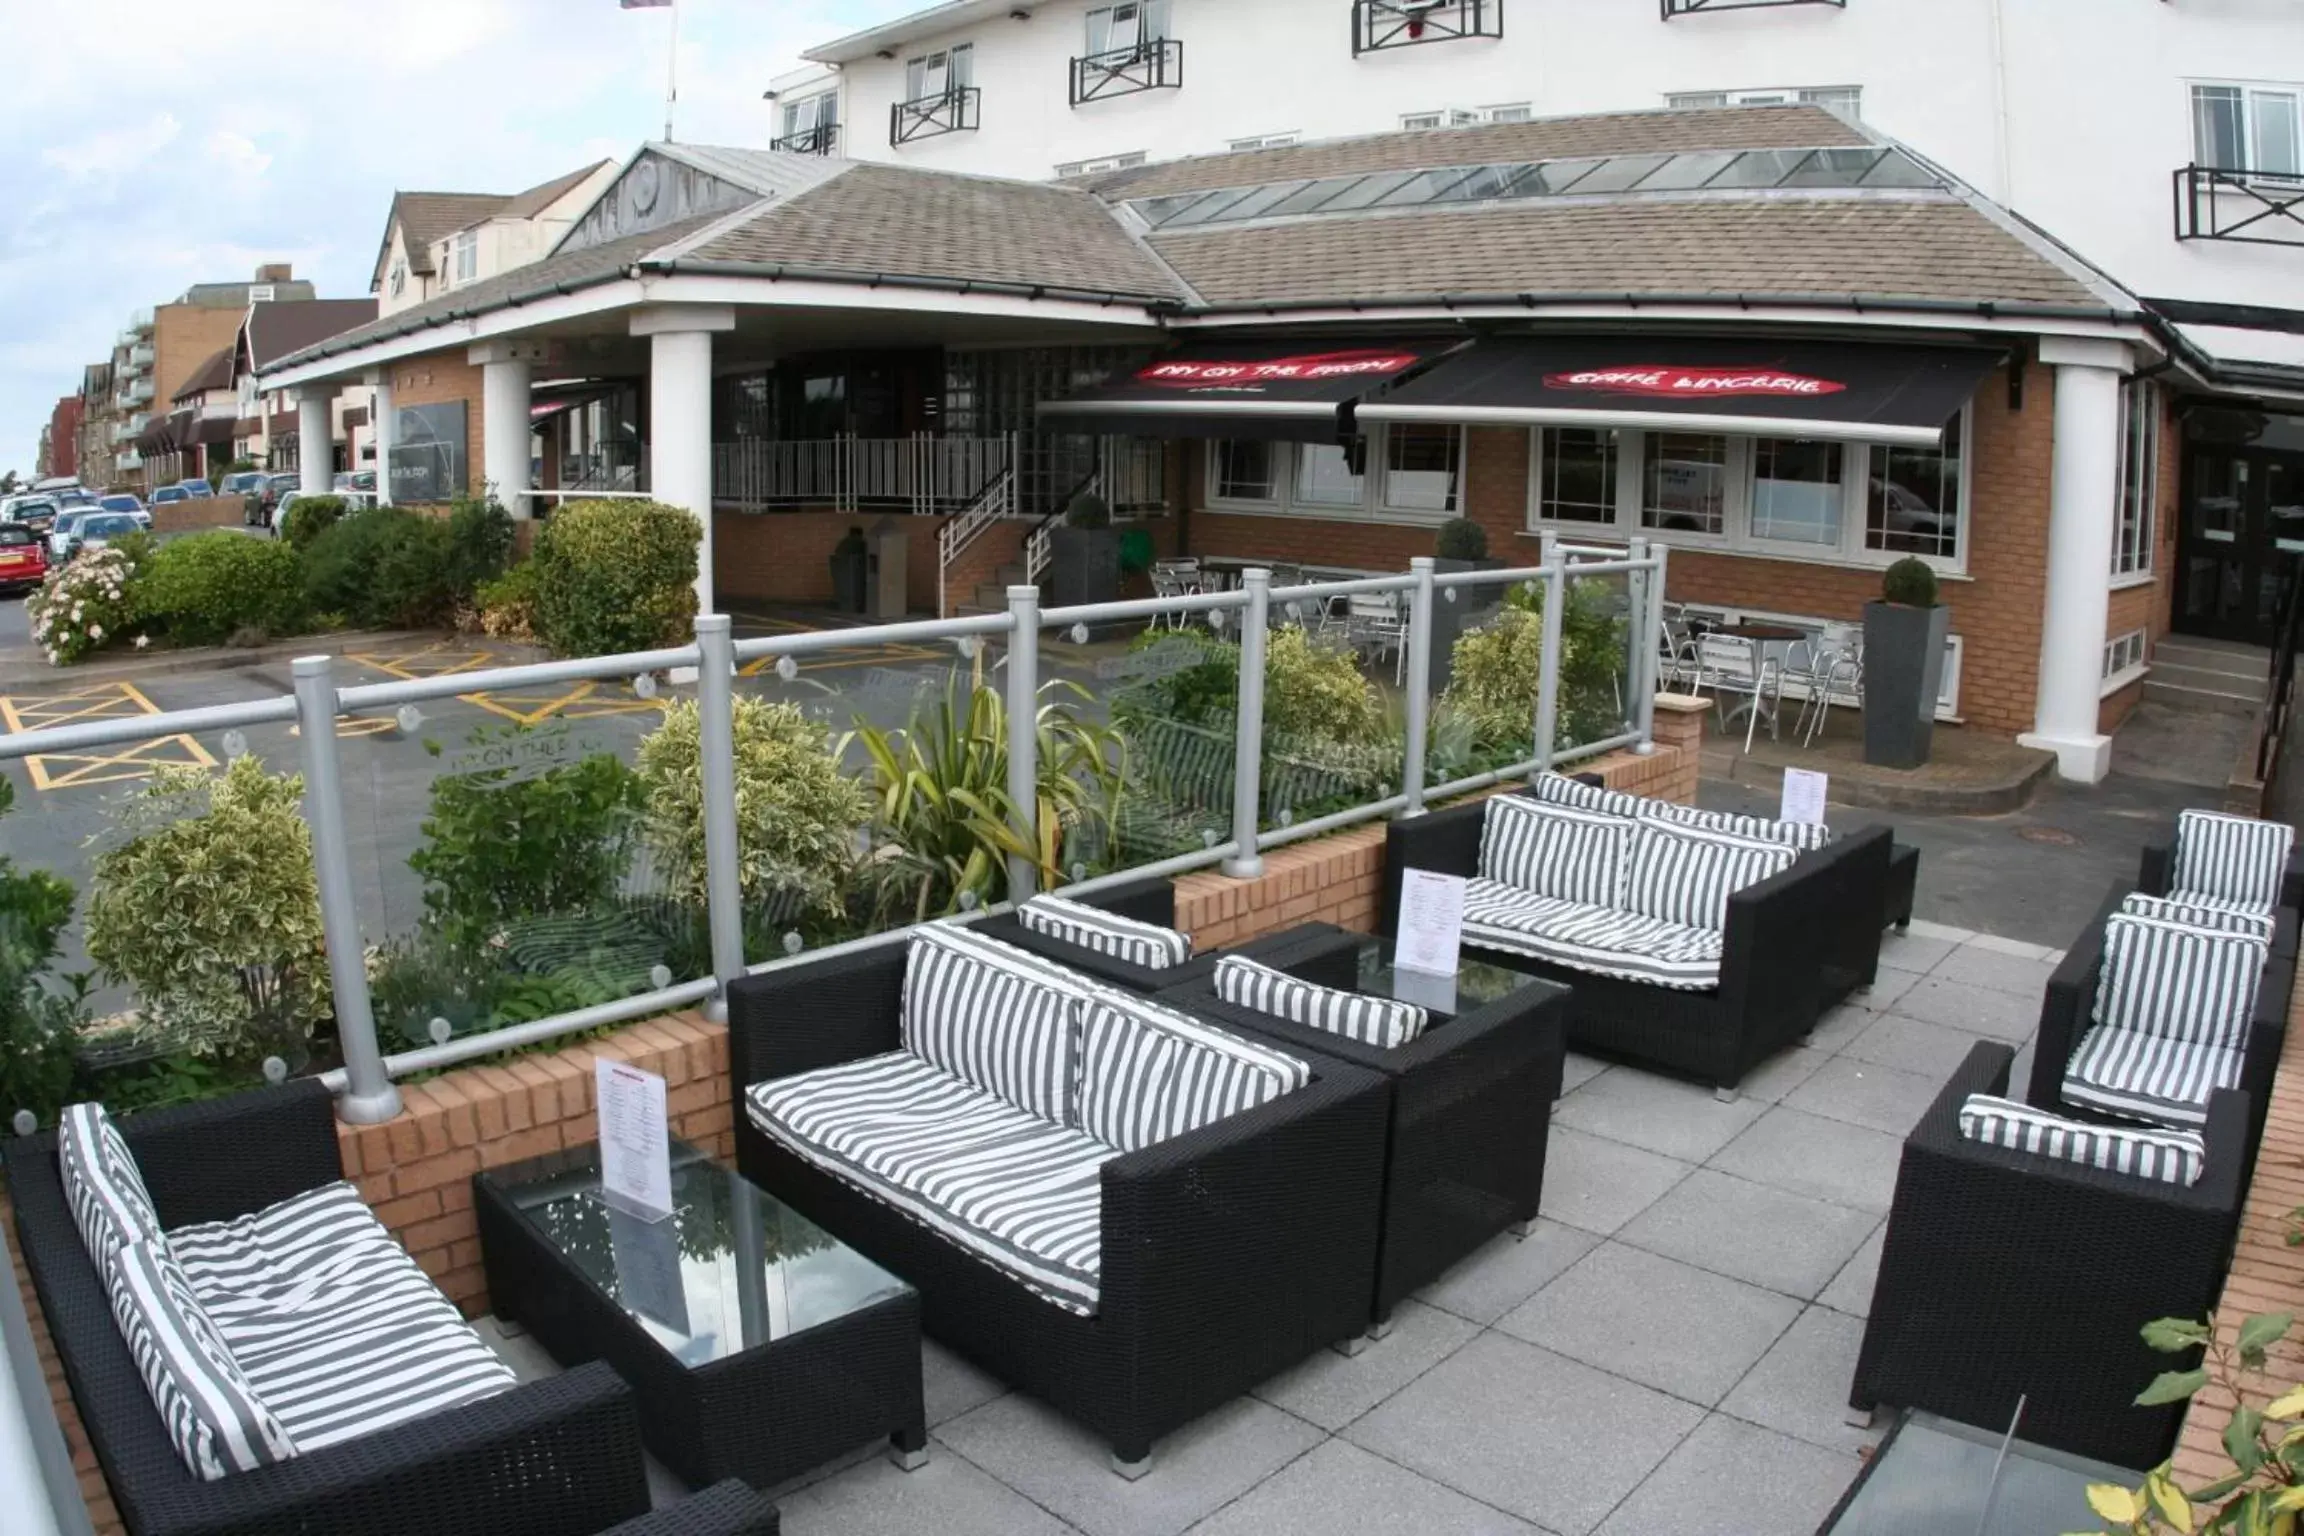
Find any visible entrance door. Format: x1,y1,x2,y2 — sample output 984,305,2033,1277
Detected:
2177,448,2304,642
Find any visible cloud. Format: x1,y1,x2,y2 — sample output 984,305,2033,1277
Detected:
42,115,182,179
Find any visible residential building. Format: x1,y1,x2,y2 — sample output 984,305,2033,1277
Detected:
226,298,379,473
262,106,2263,783
78,361,118,489
34,424,52,480
39,395,81,481
143,347,240,488
118,265,317,491
371,161,616,319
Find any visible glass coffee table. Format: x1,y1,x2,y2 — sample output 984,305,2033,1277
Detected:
475,1138,927,1492
1356,938,1544,1020
1817,1410,2140,1533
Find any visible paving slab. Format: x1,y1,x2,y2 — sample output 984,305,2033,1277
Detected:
1886,973,2040,1042
1708,1106,1904,1214
1497,1242,1800,1407
1904,919,1979,944
1553,1066,1767,1162
1737,1044,1833,1104
1967,932,2061,962
1806,1003,1877,1054
1616,1169,1879,1301
925,1338,1010,1428
1592,1413,1863,1536
1185,1439,1540,1536
1254,1299,1478,1431
1346,1333,1705,1536
1928,943,2062,998
1783,1056,1947,1138
1841,1014,2001,1080
1877,931,1959,974
1414,1219,1601,1327
1559,1052,1610,1097
1537,1128,1693,1236
1816,1223,1887,1318
1718,1306,1883,1455
778,1442,1080,1536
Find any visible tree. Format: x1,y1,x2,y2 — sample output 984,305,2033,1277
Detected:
0,470,21,496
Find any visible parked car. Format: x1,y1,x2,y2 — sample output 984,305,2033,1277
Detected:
175,478,214,499
150,485,190,507
62,512,143,560
97,493,150,529
53,486,98,510
250,472,301,526
46,511,88,561
219,470,268,498
0,523,48,594
0,495,59,533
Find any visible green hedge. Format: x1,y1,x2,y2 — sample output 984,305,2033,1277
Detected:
532,499,699,658
279,496,349,551
302,509,456,629
135,533,305,645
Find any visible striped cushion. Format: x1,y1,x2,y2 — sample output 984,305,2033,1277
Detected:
1479,795,1633,908
1213,954,1429,1050
1463,878,1722,990
2095,912,2267,1050
2173,809,2294,912
2062,1025,2243,1131
903,925,1093,1126
1018,894,1192,970
2119,891,2277,942
1528,772,1647,821
104,1239,297,1480
58,1102,164,1265
1957,1093,2204,1187
1640,798,1834,854
1624,820,1797,933
748,1053,1113,1313
1076,988,1313,1152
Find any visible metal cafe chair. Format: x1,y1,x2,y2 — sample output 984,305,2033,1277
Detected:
1347,590,1411,685
1656,603,1708,693
1703,632,1786,752
1149,559,1202,631
1787,626,1866,747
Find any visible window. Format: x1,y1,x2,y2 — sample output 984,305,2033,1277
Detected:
247,284,274,303
2104,628,2148,686
2115,379,2161,578
1214,439,1278,501
1868,413,1962,560
1666,85,1861,118
453,230,477,286
388,260,405,299
1056,151,1148,176
1642,434,1729,535
2193,84,2302,176
1402,103,1533,131
781,90,837,140
1383,425,1460,513
1086,1,1171,57
1295,443,1364,506
1535,428,1618,523
905,43,974,101
1227,132,1300,151
1749,439,1843,548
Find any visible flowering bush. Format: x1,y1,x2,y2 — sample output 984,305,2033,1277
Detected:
26,546,142,665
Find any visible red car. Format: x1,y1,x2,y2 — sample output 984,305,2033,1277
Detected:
0,522,49,594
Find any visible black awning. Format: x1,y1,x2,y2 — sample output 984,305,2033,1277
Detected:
1355,336,2004,447
1037,339,1459,441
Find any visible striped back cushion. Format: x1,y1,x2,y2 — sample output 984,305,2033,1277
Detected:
1018,894,1192,970
2095,912,2268,1050
1528,772,1647,821
58,1102,164,1265
1479,795,1633,908
2119,891,2277,943
1625,821,1797,933
2174,810,2294,911
903,925,1092,1126
1213,954,1429,1050
105,1239,298,1480
1076,989,1311,1154
1640,799,1834,854
1957,1093,2205,1187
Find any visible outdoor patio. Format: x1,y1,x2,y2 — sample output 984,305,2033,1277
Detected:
473,919,2054,1536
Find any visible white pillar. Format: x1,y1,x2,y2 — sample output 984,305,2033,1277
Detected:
633,305,736,615
368,370,396,507
472,343,535,516
2019,338,2132,784
296,388,332,497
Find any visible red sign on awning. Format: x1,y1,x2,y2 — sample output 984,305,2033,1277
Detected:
1142,349,1430,388
1543,366,1848,399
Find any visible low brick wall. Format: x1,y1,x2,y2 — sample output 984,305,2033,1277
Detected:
149,495,242,534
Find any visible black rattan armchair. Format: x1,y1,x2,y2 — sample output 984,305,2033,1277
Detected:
594,1482,780,1535
1851,1042,2247,1471
726,945,1389,1473
971,874,1363,993
4,1080,650,1536
2137,832,2304,957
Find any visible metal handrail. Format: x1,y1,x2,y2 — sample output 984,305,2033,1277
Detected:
2173,163,2304,246
1069,38,1183,107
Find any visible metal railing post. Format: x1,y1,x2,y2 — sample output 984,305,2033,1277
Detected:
1004,586,1041,901
1223,568,1272,879
695,615,746,1022
1635,541,1666,754
292,656,400,1124
1532,532,1565,777
1403,556,1436,816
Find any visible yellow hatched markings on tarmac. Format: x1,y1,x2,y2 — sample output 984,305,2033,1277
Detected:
736,618,947,678
343,642,660,728
0,681,217,791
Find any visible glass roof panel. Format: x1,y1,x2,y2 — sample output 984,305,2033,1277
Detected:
1216,180,1318,221
1370,167,1483,207
1429,163,1530,203
1315,169,1423,211
1264,176,1364,217
1860,151,1945,189
1136,192,1209,227
1704,149,1821,189
1160,184,1263,227
1548,155,1661,194
1778,147,1887,187
1634,151,1744,190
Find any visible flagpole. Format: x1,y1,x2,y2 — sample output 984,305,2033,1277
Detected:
663,0,679,142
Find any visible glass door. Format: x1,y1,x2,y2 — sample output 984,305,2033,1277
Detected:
2178,449,2304,643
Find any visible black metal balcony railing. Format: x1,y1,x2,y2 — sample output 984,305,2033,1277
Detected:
890,86,982,146
1069,38,1184,106
1660,0,1844,15
1351,0,1503,56
2175,164,2304,248
770,122,840,156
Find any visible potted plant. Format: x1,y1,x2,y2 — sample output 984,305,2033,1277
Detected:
829,525,868,613
1427,517,1502,696
1862,556,1951,769
1049,491,1120,609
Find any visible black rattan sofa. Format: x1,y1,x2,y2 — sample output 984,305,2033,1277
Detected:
4,1080,650,1536
1851,1042,2247,1471
971,874,1363,993
726,941,1389,1475
595,1482,780,1535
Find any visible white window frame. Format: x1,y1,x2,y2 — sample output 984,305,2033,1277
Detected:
452,230,478,286
2103,627,2150,695
782,89,837,139
1201,427,1462,526
1666,85,1862,118
905,43,974,102
1055,151,1147,177
388,259,406,299
2113,378,2160,583
1086,1,1171,57
1226,132,1300,151
1523,411,1974,576
2191,81,2303,176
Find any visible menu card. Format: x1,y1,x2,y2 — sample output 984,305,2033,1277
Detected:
1781,767,1829,826
597,1059,673,1222
1394,868,1468,978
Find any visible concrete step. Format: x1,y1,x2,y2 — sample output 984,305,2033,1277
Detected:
2151,659,2268,702
974,583,1007,610
2155,639,2270,684
2143,677,2267,717
994,564,1029,586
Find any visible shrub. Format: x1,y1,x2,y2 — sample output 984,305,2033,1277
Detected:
474,562,540,640
301,508,455,629
1436,517,1489,562
1447,578,1629,751
1066,492,1111,530
134,532,305,646
1881,555,1939,608
279,494,348,551
26,545,141,664
0,780,83,1128
1112,627,1384,744
84,756,330,1064
444,495,516,602
532,499,699,658
637,697,867,915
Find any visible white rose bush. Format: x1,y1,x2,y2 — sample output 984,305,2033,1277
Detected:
25,547,142,665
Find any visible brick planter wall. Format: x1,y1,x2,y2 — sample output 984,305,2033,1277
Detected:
148,495,242,534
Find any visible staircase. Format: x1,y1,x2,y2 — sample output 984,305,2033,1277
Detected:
957,561,1038,617
2146,636,2272,716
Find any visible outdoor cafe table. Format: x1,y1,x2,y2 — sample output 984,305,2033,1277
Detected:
1711,619,1808,744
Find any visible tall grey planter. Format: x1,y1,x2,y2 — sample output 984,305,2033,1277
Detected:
1050,526,1120,609
1862,600,1951,769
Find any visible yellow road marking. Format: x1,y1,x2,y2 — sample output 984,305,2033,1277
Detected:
0,681,219,790
736,617,946,677
346,645,498,682
462,681,664,728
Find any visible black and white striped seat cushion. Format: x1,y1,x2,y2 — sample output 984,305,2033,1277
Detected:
59,1101,164,1264
2174,809,2294,913
1640,798,1834,854
2119,891,2277,942
1528,772,1647,821
904,924,1096,1125
2061,1025,2243,1131
1958,1092,2204,1186
1462,878,1722,990
1213,954,1429,1050
167,1182,516,1450
2095,911,2267,1051
1075,988,1312,1153
105,1238,298,1480
749,1052,1114,1313
1625,820,1796,933
1017,894,1192,970
1479,795,1633,908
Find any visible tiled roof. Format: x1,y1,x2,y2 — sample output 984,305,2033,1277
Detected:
389,191,513,275
1151,198,2102,309
1083,106,1870,201
172,347,235,401
678,163,1186,301
245,299,379,369
501,160,613,220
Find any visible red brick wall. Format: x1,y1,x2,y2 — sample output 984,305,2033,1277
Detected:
387,348,485,502
715,509,975,616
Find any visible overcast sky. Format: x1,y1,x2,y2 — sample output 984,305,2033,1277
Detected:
0,0,918,479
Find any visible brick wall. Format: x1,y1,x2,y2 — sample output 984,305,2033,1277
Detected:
715,509,978,616
151,306,245,413
150,495,243,534
387,348,486,503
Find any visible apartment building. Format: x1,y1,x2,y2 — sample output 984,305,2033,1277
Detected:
40,396,81,482
113,265,318,492
77,362,116,488
371,161,615,320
